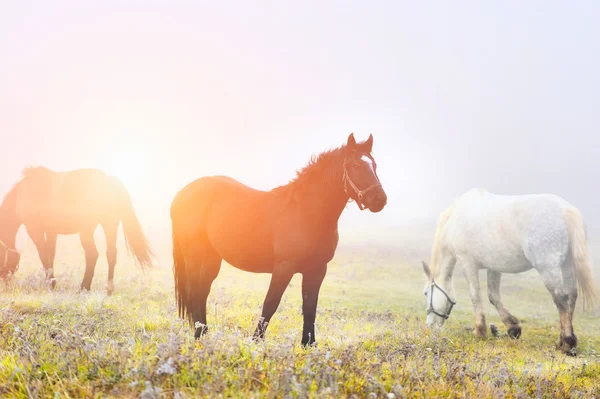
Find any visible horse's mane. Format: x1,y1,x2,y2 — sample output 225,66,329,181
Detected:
272,144,348,198
1,166,53,211
429,205,454,278
291,145,346,186
22,166,52,177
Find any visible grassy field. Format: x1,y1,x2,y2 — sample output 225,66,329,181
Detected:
1,235,600,398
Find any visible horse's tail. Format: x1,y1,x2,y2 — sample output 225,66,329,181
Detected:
172,226,189,323
564,207,597,311
120,187,154,270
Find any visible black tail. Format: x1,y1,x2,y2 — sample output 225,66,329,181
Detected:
172,227,189,324
121,191,153,270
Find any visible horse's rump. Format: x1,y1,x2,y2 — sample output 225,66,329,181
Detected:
171,176,277,272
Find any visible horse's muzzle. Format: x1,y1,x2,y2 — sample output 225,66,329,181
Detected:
367,192,387,213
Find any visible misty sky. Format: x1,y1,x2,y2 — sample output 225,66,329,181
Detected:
2,1,600,241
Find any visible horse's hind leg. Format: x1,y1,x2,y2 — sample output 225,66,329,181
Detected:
79,227,99,292
102,222,118,295
45,233,57,289
535,262,577,353
182,239,221,338
487,270,521,338
561,258,578,351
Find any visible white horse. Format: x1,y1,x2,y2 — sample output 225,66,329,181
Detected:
422,188,597,353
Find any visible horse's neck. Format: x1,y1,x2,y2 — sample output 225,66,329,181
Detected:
295,167,348,228
433,251,457,284
0,207,20,247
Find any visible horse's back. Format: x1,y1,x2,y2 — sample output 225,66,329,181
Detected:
16,167,126,232
447,190,574,271
171,175,266,218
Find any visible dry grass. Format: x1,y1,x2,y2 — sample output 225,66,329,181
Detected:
1,237,599,398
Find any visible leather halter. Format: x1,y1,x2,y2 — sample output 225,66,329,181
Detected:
0,239,19,274
342,156,382,210
427,280,456,319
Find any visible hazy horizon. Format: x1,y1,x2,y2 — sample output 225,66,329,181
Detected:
2,2,600,246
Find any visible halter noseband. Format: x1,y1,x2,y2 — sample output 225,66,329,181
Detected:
427,280,456,319
0,239,19,274
342,157,382,211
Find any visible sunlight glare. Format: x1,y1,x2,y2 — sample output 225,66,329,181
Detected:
103,149,148,192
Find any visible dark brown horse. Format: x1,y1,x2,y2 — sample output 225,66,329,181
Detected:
0,167,153,293
171,134,387,346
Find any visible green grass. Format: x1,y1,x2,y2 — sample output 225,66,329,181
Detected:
1,237,600,398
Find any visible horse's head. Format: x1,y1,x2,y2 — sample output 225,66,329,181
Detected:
343,133,387,212
422,261,456,327
0,240,20,280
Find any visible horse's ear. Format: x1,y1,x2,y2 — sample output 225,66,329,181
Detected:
363,133,374,153
422,261,431,278
347,133,357,150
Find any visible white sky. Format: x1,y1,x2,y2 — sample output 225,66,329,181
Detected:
1,1,600,242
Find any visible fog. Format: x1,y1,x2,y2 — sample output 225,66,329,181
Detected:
2,2,600,253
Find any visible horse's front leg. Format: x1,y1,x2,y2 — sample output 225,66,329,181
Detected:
253,263,294,341
79,228,99,292
26,227,56,289
301,264,327,347
462,264,487,337
487,270,521,338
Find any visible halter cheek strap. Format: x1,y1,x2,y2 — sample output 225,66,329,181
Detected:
427,280,456,319
0,239,19,274
342,158,382,211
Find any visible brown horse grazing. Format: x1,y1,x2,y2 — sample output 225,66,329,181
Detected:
0,167,153,294
171,133,387,346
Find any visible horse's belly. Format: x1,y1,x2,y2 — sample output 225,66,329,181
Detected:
23,210,99,235
481,259,532,274
473,248,532,273
220,251,274,273
210,233,275,273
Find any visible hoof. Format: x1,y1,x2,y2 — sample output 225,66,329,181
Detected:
507,326,522,339
253,320,268,342
301,340,317,349
194,324,208,339
490,324,499,337
558,335,577,354
46,279,56,290
252,331,265,342
473,325,487,338
79,287,90,295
